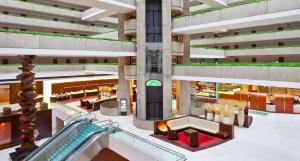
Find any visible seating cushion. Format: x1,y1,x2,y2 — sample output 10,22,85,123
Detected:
167,116,219,134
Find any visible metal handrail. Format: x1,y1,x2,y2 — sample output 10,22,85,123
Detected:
113,127,187,161
25,120,83,161
37,103,88,141
25,112,95,161
48,113,94,145
53,120,117,161
61,125,116,161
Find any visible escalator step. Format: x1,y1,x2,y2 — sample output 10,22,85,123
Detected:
48,124,101,161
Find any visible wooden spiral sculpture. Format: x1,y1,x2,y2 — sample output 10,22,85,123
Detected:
16,55,37,150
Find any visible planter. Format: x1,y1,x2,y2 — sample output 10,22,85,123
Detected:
214,114,220,122
238,110,245,127
207,112,214,121
223,117,232,125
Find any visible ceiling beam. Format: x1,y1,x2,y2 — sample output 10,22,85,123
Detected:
172,9,300,35
82,8,116,21
56,0,136,13
196,0,227,7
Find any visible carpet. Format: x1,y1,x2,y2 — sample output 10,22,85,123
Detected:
92,148,129,161
152,131,229,152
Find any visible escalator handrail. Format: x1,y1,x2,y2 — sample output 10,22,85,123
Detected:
34,111,87,145
112,127,187,160
34,109,89,146
24,114,92,160
24,120,84,161
44,119,113,161
48,120,115,161
62,124,118,161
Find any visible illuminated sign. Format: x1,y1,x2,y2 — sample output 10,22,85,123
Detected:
146,80,162,87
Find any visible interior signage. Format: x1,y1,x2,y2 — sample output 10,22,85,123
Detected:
146,80,162,87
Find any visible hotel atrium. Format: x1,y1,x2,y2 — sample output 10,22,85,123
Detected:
0,0,300,161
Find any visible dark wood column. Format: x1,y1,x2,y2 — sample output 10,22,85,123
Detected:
10,55,38,161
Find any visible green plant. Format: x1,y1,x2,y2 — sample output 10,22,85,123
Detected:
192,28,300,40
0,62,118,67
190,44,300,50
174,62,300,67
0,28,135,43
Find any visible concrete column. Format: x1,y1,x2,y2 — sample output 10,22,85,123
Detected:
117,14,130,113
179,1,192,115
136,0,146,120
216,83,220,99
162,0,173,119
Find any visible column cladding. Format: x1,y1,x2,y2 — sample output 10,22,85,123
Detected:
179,0,192,115
118,14,131,114
136,0,147,119
162,0,173,119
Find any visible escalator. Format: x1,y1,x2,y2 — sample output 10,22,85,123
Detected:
23,113,119,161
23,112,187,161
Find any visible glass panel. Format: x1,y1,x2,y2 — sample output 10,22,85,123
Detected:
146,43,162,74
25,115,115,161
111,129,186,161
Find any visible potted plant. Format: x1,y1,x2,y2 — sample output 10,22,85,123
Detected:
220,103,233,125
236,101,247,127
203,103,214,121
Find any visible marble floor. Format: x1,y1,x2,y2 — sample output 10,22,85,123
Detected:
1,101,300,161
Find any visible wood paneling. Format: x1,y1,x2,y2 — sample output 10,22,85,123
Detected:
0,88,9,104
52,79,118,94
9,81,43,104
250,93,267,111
275,95,294,113
9,83,19,104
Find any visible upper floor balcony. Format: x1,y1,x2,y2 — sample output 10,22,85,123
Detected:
0,63,118,82
172,0,300,35
0,29,136,53
172,0,184,15
0,14,113,35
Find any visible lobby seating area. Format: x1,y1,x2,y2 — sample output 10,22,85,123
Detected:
50,89,99,102
153,116,233,152
79,97,117,112
49,80,119,112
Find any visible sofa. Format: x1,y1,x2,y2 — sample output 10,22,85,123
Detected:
167,117,219,134
85,89,99,96
155,116,234,139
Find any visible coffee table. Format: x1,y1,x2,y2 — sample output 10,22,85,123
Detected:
184,128,197,136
